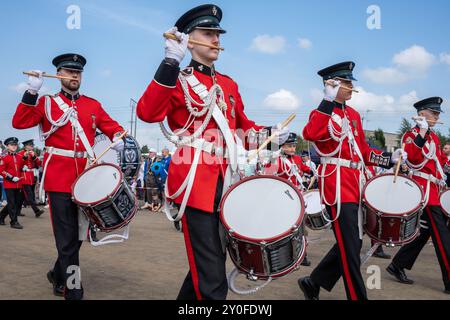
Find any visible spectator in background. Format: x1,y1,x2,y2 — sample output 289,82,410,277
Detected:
443,143,450,187
160,148,171,185
0,176,4,208
136,155,146,203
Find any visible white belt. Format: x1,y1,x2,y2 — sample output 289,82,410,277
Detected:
184,140,229,158
321,157,363,170
44,147,88,159
412,171,440,185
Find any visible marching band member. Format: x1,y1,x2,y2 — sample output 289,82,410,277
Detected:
298,61,406,300
264,133,315,266
0,137,25,229
387,97,450,295
18,139,44,218
137,4,289,300
12,53,125,300
264,133,314,191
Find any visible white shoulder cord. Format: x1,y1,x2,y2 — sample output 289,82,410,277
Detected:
40,95,77,141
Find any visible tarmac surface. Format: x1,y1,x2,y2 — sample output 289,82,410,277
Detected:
0,206,448,300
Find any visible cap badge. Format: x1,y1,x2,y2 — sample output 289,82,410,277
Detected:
349,62,354,70
73,55,79,62
212,6,218,16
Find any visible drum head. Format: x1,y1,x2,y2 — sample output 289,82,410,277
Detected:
304,190,325,215
440,190,450,216
93,134,120,166
364,174,423,215
221,176,304,241
73,164,122,205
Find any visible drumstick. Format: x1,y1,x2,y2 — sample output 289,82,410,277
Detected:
307,176,316,191
91,131,128,166
23,71,77,81
393,143,406,184
324,80,359,93
247,114,296,163
163,32,224,51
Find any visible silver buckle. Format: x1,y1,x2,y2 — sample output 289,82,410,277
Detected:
350,161,359,169
74,151,85,158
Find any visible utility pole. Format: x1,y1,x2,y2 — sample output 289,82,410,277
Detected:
130,99,138,139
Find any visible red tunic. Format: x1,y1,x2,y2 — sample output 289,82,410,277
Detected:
137,60,265,213
265,154,311,190
303,100,391,205
403,127,450,206
12,91,124,193
18,150,41,186
0,152,25,189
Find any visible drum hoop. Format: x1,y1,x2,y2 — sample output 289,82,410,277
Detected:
439,189,450,217
93,201,138,233
364,227,420,247
219,175,305,243
71,163,124,207
228,235,307,279
362,173,424,217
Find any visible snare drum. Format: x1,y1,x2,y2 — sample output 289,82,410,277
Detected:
439,189,450,217
72,164,137,233
303,190,330,230
220,176,306,280
363,174,424,247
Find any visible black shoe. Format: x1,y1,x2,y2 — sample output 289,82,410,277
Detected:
47,270,64,297
10,222,23,229
298,277,320,300
445,284,450,294
300,257,312,266
386,263,414,284
35,210,45,218
18,213,25,217
373,247,391,259
174,221,181,231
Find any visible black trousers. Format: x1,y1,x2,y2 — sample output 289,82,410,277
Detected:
393,206,450,288
177,178,227,300
48,192,83,300
20,185,40,214
310,203,367,300
0,188,23,224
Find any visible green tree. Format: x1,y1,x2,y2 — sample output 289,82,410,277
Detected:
435,130,450,147
373,128,386,149
397,118,412,140
141,145,149,154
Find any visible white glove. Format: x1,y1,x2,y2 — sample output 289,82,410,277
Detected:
272,124,290,145
12,177,20,183
439,178,447,189
412,116,429,130
27,70,44,94
391,149,408,164
324,79,341,102
23,165,29,172
165,27,189,63
111,135,125,152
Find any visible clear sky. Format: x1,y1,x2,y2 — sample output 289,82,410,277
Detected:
1,0,449,150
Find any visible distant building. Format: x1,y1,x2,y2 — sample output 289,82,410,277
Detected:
364,130,401,153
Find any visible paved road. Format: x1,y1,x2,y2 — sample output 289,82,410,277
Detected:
0,207,448,300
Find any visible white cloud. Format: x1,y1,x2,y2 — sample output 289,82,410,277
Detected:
392,45,436,72
349,87,418,113
250,35,286,54
263,89,301,111
362,67,409,84
440,52,450,66
363,45,436,84
298,38,312,49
